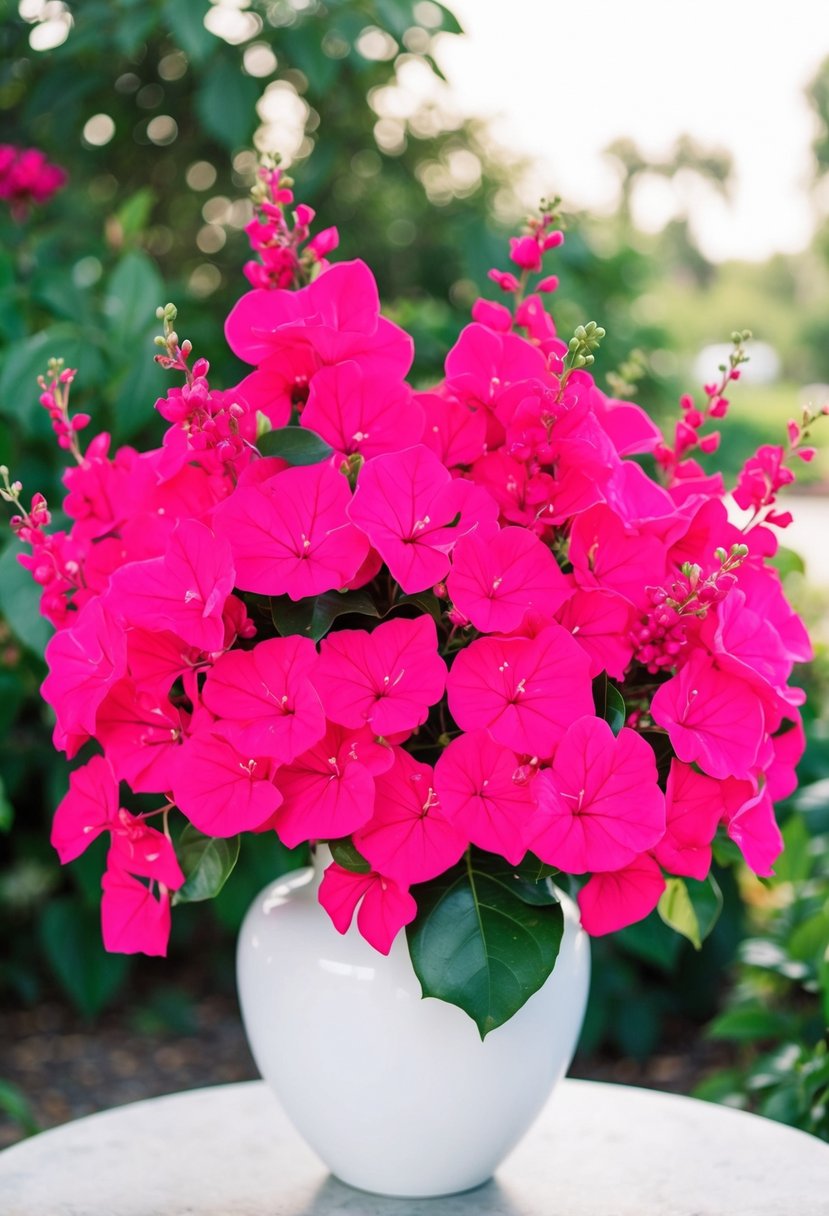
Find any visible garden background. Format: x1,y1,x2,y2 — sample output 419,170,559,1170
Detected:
1,0,828,1146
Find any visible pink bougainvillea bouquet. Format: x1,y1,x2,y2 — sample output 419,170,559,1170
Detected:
4,163,823,1032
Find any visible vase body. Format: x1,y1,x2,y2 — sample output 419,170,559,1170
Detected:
236,850,590,1198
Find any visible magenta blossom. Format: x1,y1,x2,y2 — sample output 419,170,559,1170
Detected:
318,861,417,955
434,730,535,864
529,717,665,873
313,615,447,737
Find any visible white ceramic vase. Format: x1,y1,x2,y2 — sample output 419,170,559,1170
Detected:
236,848,591,1199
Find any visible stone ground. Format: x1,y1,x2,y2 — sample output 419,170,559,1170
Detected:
0,989,731,1151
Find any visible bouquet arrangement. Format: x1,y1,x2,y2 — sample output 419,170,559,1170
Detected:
4,163,823,1034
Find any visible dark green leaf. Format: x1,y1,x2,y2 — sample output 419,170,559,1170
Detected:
165,0,216,63
592,672,626,736
105,251,165,345
329,839,371,873
173,826,240,904
271,588,380,641
38,899,130,1018
774,813,812,884
658,874,723,950
407,850,564,1037
388,591,444,626
258,426,335,466
707,1005,794,1043
639,729,675,787
0,774,13,833
0,1079,39,1137
0,543,51,655
513,852,560,884
195,55,261,150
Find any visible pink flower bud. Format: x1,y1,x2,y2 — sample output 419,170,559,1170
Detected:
698,432,720,454
730,368,741,381
307,226,339,258
786,419,800,444
192,358,210,379
541,230,564,251
71,413,91,431
796,447,816,462
509,235,543,271
536,275,559,293
294,204,315,226
487,269,521,293
707,396,729,418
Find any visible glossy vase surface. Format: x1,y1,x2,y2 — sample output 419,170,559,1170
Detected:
236,849,591,1198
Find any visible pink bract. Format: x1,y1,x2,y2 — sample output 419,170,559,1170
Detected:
446,623,593,756
529,717,665,873
577,854,666,936
313,615,447,736
447,526,569,634
434,729,534,864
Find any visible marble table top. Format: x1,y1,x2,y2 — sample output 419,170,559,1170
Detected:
1,1078,827,1216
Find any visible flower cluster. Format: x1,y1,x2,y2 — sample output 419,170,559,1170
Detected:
6,173,822,979
0,144,66,218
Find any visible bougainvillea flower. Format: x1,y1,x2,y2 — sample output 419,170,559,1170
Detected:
529,717,665,873
101,865,173,957
590,392,661,457
172,732,282,837
699,589,791,691
470,450,556,531
720,782,783,877
446,623,593,756
318,861,417,955
447,527,569,634
126,628,203,697
736,564,812,665
201,636,324,763
42,599,127,754
417,391,487,469
273,723,393,847
225,259,413,378
353,748,467,885
569,504,667,610
577,854,666,936
348,444,498,593
766,718,806,802
50,754,120,863
554,588,635,681
108,813,184,890
654,761,723,881
313,615,446,737
301,361,423,459
107,520,234,652
96,679,185,794
650,653,765,780
434,730,535,864
214,461,369,600
443,322,548,411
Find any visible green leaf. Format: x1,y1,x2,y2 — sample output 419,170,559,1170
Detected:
38,899,130,1018
774,813,812,884
271,588,380,642
195,54,261,150
407,850,564,1037
513,852,560,884
0,543,51,655
329,839,371,873
658,874,723,950
638,729,674,787
0,323,103,423
769,546,805,579
387,591,444,627
165,0,216,64
114,188,156,242
0,1078,39,1137
173,825,240,904
105,251,165,345
0,774,13,833
707,1004,794,1043
258,426,334,466
592,673,626,736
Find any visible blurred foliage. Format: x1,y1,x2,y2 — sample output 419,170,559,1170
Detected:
0,4,827,1137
